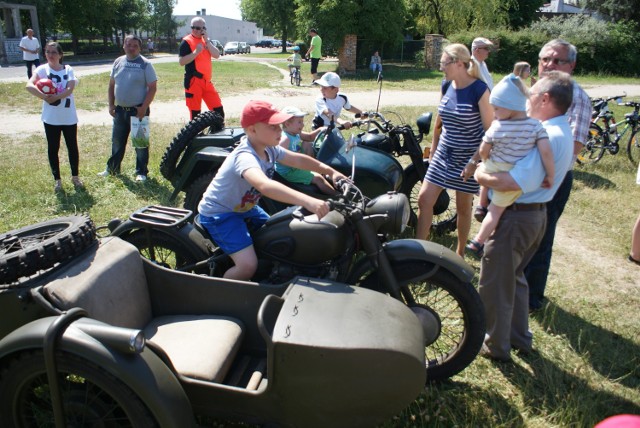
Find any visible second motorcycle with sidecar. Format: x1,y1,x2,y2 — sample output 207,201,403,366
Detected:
159,109,457,234
0,217,426,427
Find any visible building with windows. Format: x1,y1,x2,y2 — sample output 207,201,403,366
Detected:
174,9,262,46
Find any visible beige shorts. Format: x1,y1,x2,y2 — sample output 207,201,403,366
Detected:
480,159,522,208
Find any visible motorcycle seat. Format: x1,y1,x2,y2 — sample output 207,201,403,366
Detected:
43,237,245,383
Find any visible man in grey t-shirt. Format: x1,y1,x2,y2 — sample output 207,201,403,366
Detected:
98,35,157,182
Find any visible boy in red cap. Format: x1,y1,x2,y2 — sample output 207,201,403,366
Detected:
198,100,348,280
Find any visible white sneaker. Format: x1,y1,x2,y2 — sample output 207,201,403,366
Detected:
135,175,147,182
97,170,110,177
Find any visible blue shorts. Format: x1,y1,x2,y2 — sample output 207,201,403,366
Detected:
199,207,269,255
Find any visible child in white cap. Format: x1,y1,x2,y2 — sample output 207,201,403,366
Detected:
466,73,554,257
312,72,362,129
276,106,335,194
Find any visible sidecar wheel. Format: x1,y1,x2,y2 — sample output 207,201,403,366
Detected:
122,229,204,272
160,111,224,181
402,163,457,235
184,171,217,215
0,351,157,427
360,263,484,382
0,215,96,284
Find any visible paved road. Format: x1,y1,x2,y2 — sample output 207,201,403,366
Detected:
3,53,640,137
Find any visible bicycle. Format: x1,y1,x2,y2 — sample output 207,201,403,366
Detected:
290,66,301,86
577,96,640,166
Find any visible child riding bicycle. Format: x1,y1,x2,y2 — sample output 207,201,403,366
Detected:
287,46,302,77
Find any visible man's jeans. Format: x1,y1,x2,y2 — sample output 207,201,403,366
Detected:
107,106,149,176
25,59,40,79
525,170,573,309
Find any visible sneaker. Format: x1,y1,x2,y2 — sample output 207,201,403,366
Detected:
135,174,147,182
97,170,110,177
54,180,62,192
71,176,84,189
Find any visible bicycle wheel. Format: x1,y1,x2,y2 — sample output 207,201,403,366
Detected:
294,70,301,86
625,128,640,166
290,70,295,85
577,124,606,165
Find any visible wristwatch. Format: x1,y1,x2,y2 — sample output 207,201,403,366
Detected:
467,158,480,166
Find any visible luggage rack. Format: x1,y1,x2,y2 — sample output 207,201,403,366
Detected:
129,205,192,228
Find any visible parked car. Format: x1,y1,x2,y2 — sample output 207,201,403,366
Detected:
238,42,250,54
255,39,273,48
272,39,282,48
210,39,224,55
223,41,239,55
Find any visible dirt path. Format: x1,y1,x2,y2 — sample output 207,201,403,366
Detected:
2,57,640,137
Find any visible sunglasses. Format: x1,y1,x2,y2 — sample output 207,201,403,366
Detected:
191,26,206,31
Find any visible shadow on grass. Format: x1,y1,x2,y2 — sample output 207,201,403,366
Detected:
494,346,640,426
120,175,176,205
533,300,640,390
391,380,522,427
54,185,96,214
573,169,616,190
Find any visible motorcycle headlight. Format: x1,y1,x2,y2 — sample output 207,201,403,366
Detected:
364,192,410,234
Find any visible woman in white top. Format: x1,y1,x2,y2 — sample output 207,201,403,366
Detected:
26,42,82,192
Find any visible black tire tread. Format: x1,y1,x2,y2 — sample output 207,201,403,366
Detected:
159,111,224,181
0,215,96,284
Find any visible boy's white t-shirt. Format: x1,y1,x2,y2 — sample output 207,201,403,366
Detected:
35,64,78,125
315,93,352,126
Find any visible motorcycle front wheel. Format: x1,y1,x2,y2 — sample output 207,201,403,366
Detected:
0,351,157,427
121,229,205,272
402,163,457,235
359,262,484,382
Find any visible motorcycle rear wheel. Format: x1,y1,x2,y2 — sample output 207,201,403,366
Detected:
160,111,224,181
183,171,217,214
359,262,484,382
0,351,157,427
0,216,96,284
122,229,204,272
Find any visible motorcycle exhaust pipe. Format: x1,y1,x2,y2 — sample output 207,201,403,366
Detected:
74,318,146,354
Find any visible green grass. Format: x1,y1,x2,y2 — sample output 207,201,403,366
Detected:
1,65,639,427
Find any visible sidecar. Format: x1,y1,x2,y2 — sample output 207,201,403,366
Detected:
0,235,426,427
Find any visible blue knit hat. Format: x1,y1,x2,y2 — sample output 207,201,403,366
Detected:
489,73,527,112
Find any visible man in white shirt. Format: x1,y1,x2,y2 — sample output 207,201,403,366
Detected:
471,37,494,90
19,28,41,79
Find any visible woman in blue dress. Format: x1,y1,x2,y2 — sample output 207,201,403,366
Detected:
416,43,493,257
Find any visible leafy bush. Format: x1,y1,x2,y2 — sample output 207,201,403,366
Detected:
449,16,640,76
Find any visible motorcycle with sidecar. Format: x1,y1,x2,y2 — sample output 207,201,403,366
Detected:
159,109,457,234
108,181,485,383
0,216,426,427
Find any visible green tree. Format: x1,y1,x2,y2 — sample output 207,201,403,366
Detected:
144,0,179,40
241,0,295,52
506,0,545,29
404,0,515,37
295,0,405,55
583,0,640,25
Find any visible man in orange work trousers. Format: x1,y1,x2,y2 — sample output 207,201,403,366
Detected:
179,17,225,121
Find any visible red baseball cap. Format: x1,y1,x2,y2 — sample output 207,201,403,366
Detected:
241,100,293,128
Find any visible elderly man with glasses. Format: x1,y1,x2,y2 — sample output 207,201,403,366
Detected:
474,71,576,362
179,17,224,121
524,39,591,312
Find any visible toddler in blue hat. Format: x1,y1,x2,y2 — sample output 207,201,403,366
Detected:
466,73,555,258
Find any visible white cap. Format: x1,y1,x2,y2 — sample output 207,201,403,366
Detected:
314,72,341,88
281,106,308,117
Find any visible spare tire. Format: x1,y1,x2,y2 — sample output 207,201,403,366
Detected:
0,215,96,284
160,111,224,181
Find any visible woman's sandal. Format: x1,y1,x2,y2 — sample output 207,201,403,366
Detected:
474,205,488,222
465,239,484,259
628,255,640,266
